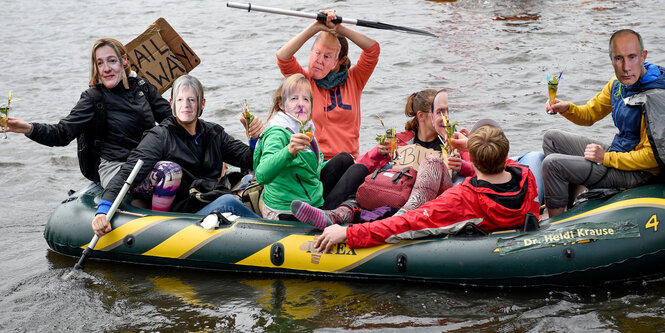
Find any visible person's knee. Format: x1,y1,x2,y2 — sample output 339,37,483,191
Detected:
155,161,183,178
349,162,368,173
541,154,555,175
543,129,564,140
347,163,369,178
423,154,446,168
542,129,564,154
214,193,239,204
523,151,545,161
337,152,354,167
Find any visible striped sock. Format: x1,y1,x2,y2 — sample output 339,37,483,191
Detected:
291,200,330,230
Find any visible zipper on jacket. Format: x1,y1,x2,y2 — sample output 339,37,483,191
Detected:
295,174,312,201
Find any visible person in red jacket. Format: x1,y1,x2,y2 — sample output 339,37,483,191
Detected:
313,120,540,251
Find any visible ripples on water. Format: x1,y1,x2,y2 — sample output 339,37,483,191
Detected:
2,0,665,331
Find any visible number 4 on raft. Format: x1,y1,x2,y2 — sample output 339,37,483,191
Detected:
646,214,659,232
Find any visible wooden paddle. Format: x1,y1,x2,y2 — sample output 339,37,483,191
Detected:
227,2,438,37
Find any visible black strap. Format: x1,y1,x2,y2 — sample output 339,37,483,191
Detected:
392,168,413,184
392,168,407,184
137,78,150,96
136,78,154,125
87,79,154,148
643,105,665,175
582,161,609,188
86,86,106,148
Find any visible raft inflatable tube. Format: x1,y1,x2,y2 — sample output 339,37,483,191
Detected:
44,182,665,287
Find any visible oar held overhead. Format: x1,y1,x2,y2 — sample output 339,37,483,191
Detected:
226,2,437,37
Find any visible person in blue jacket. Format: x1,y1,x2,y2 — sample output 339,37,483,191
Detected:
542,29,665,218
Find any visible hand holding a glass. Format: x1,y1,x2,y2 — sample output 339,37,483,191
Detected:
447,150,463,172
545,72,570,115
374,114,398,159
0,91,19,139
438,113,458,157
299,120,314,152
287,130,313,155
239,100,265,139
0,108,8,140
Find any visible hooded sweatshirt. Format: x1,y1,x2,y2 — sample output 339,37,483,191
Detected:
346,162,539,249
254,112,326,211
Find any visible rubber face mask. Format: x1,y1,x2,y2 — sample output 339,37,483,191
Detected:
173,86,200,126
611,33,647,86
308,41,340,80
284,87,312,122
96,45,126,89
431,92,449,137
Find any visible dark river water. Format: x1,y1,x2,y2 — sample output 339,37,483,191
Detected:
2,0,665,331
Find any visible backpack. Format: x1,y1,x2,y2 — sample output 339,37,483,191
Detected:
356,167,418,210
626,88,665,178
76,87,105,182
76,79,151,182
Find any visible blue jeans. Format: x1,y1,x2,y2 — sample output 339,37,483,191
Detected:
196,194,260,218
513,151,545,204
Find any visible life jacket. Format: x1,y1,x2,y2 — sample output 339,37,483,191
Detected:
609,63,665,152
625,87,665,178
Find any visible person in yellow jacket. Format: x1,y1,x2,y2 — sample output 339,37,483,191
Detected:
542,29,664,218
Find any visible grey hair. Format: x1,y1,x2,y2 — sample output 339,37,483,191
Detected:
171,74,204,117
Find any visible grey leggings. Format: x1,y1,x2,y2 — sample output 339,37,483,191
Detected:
542,129,654,208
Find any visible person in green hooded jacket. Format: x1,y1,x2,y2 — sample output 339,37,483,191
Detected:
254,74,363,220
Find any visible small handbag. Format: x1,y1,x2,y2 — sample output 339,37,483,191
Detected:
356,167,417,210
237,180,264,216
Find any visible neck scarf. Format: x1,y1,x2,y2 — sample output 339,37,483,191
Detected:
314,65,348,90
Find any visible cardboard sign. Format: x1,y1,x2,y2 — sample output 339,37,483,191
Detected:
392,144,447,170
126,18,200,94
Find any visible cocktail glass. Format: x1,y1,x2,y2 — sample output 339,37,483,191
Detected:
1,91,13,139
0,105,8,139
243,100,254,126
547,73,561,114
300,123,313,153
548,79,558,104
389,135,398,160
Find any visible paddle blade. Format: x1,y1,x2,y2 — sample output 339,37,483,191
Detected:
74,246,94,270
356,19,437,37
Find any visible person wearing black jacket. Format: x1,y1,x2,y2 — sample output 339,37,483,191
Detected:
92,75,265,237
4,38,172,187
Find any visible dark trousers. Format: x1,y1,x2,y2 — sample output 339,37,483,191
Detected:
320,153,369,210
542,129,654,208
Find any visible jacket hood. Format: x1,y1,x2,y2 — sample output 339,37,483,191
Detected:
463,165,536,219
628,63,665,91
267,112,316,135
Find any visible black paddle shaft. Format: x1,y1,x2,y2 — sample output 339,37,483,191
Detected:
315,13,437,37
74,247,94,270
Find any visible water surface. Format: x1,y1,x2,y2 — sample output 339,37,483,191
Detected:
2,0,665,331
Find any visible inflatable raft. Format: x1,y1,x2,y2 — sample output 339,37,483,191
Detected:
44,182,665,287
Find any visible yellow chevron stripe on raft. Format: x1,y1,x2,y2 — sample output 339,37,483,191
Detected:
236,234,396,273
83,215,176,251
143,224,233,259
553,198,665,224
